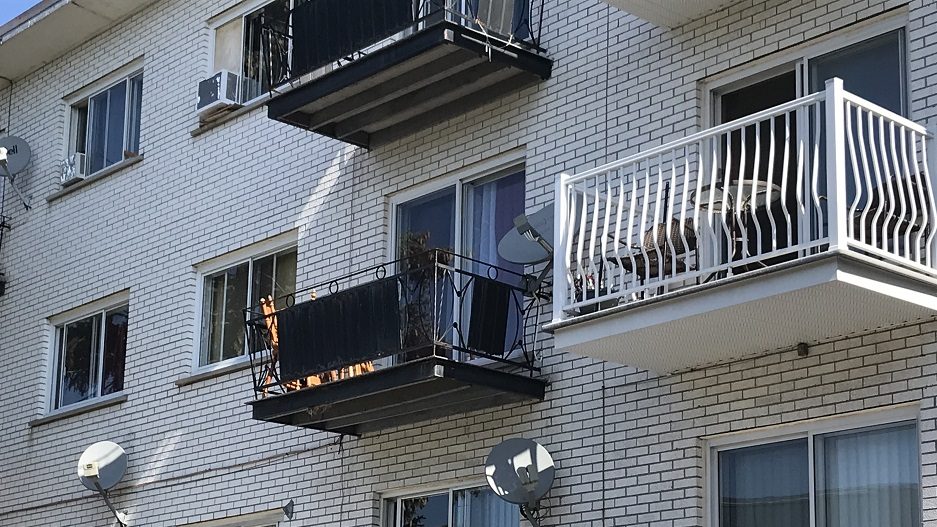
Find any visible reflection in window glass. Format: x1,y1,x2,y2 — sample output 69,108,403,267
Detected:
452,487,517,527
401,493,449,527
54,304,130,409
200,247,297,365
816,423,920,527
719,439,809,527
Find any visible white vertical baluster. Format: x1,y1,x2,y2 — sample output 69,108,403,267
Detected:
751,120,764,258
766,115,778,251
679,145,692,275
899,127,917,260
627,166,639,291
575,180,588,302
736,125,748,259
554,173,570,322
693,140,705,274
601,172,613,299
780,111,792,249
868,112,886,249
922,129,937,267
708,137,720,271
614,168,626,294
878,116,896,253
856,107,874,245
911,131,928,263
888,121,907,256
812,101,823,242
639,164,652,288
666,151,678,279
796,105,807,251
845,101,862,242
721,131,734,271
587,178,601,301
651,156,664,282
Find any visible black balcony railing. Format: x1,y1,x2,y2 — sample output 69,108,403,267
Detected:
258,0,545,90
245,250,545,398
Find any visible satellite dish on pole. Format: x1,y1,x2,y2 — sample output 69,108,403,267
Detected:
485,438,556,527
77,441,130,526
0,136,32,210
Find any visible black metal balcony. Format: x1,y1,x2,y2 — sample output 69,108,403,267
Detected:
265,0,552,148
246,250,547,436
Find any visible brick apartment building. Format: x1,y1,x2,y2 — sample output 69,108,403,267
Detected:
0,0,934,525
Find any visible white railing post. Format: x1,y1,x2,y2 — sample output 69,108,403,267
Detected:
825,78,848,251
553,173,570,323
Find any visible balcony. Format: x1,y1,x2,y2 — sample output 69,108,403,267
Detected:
601,0,738,28
246,250,546,436
546,79,937,373
265,0,552,148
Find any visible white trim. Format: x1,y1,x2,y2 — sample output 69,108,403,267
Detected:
63,58,145,105
48,290,131,325
704,403,920,527
207,0,278,29
386,147,527,262
178,506,288,527
702,11,908,130
381,479,494,527
47,292,132,412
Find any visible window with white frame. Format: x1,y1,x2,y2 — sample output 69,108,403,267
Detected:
68,70,143,177
710,416,921,527
199,246,297,366
52,303,129,410
212,0,293,103
383,484,519,527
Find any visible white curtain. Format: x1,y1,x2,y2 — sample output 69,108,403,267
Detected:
452,487,517,527
817,422,920,527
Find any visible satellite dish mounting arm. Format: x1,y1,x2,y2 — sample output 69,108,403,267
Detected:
90,479,129,526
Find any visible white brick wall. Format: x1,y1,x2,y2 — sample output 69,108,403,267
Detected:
0,0,934,525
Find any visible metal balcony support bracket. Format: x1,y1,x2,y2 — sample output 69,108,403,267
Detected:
825,77,848,252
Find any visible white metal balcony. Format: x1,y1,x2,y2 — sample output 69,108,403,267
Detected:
547,79,937,373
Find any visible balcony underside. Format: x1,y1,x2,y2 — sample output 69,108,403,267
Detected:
549,253,937,374
603,0,736,27
249,357,546,436
267,22,552,148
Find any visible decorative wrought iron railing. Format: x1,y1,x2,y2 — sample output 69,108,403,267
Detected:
246,250,545,398
254,0,547,96
553,78,937,320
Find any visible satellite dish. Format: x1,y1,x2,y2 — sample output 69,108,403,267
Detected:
77,441,128,491
498,205,554,265
77,441,130,525
0,136,31,175
485,438,555,526
0,136,32,210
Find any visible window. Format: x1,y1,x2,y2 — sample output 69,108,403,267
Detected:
394,167,525,271
383,485,518,527
213,0,293,103
69,71,143,176
712,418,920,527
393,166,526,358
53,304,129,410
200,246,297,366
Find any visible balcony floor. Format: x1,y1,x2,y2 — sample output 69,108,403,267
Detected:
548,252,937,373
267,21,552,148
249,357,546,436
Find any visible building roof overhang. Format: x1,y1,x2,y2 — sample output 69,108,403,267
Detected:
0,0,159,89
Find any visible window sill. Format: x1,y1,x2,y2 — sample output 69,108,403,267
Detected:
46,155,144,202
189,97,269,137
29,392,128,427
175,356,253,387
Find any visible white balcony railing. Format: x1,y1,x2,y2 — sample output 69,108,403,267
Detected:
553,78,937,320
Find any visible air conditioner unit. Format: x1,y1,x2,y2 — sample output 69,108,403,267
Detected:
61,153,87,186
197,70,241,118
